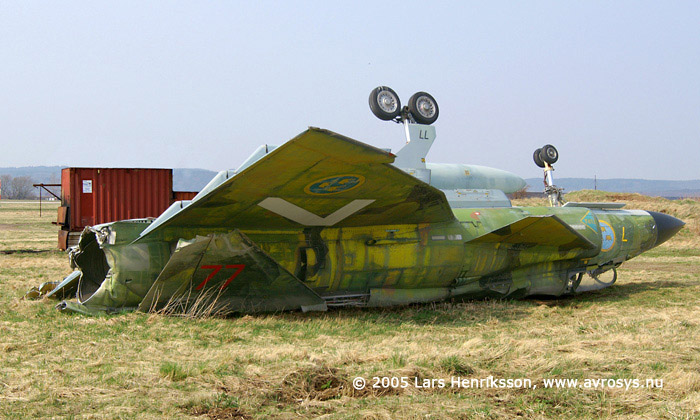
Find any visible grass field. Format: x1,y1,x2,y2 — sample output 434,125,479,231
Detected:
1,194,699,419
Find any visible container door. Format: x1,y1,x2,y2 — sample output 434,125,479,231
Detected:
80,177,95,226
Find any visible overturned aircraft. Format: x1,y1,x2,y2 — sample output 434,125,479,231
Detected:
30,87,684,315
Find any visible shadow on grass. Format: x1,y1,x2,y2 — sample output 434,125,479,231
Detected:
237,299,533,328
257,278,694,327
57,278,693,330
527,278,693,307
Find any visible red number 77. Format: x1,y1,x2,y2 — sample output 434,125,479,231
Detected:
195,264,245,291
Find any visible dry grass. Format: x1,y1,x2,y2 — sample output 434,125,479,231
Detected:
0,200,60,252
0,195,699,419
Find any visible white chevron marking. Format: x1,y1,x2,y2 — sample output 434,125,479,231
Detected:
258,197,375,226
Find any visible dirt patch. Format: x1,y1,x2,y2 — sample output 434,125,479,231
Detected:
0,224,22,231
272,363,402,403
275,364,352,402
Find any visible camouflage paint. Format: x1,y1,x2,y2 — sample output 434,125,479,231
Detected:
35,128,679,314
49,202,663,313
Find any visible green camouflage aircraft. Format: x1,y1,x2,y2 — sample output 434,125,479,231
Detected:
29,88,685,315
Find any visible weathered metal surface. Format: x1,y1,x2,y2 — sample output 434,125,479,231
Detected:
229,124,527,194
427,163,527,193
134,128,455,243
392,123,526,193
138,229,326,314
442,189,511,208
34,128,684,315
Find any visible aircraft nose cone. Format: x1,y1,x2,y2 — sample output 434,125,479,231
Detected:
648,211,685,247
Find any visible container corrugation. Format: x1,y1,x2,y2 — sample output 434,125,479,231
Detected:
59,168,173,231
173,191,199,201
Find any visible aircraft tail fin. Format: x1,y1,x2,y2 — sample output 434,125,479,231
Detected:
392,124,435,169
138,230,327,314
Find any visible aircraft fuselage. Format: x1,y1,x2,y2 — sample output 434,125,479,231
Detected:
245,206,661,305
62,205,679,313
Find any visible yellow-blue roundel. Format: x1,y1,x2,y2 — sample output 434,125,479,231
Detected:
581,211,598,232
304,175,365,195
599,220,616,252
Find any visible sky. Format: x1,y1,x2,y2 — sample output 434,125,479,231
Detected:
1,1,699,180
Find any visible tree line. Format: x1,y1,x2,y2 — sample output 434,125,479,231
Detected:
0,175,36,199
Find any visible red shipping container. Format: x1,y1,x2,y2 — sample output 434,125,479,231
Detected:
173,191,199,201
57,168,174,249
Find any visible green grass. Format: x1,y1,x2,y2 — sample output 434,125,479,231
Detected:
0,198,699,419
439,355,474,375
644,247,700,257
159,362,191,381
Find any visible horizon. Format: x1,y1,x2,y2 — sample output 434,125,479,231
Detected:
1,2,699,180
2,164,700,183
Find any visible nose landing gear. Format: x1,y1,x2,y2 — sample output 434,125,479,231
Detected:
533,144,564,207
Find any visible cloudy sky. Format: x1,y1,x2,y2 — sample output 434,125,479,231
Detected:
1,1,698,180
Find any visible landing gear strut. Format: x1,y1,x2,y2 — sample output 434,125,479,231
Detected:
533,144,564,207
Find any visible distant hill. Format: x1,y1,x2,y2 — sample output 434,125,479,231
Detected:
1,166,698,199
525,178,700,198
0,166,63,184
0,166,218,193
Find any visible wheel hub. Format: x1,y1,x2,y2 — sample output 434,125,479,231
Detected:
377,92,397,113
417,97,435,117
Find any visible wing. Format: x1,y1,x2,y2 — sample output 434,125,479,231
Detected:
467,215,598,251
137,128,455,242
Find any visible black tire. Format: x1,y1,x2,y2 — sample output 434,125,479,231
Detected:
590,268,617,286
539,144,558,164
369,86,401,120
533,148,545,168
408,91,439,125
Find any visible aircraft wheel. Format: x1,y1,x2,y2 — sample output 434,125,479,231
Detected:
533,148,545,168
590,268,617,286
540,144,558,164
567,272,583,293
408,91,439,125
369,86,401,120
